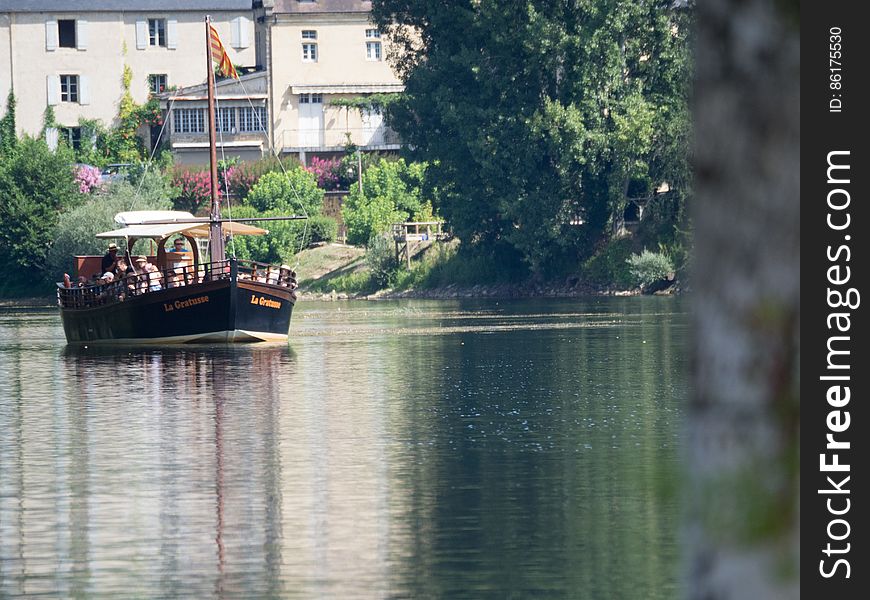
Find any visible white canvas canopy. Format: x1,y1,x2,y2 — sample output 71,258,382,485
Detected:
96,211,268,239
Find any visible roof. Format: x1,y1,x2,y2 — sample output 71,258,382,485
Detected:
273,0,371,15
97,211,268,239
0,1,252,12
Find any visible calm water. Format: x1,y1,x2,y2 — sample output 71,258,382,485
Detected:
0,298,687,598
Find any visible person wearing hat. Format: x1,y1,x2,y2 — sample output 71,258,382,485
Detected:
133,256,149,293
101,243,120,275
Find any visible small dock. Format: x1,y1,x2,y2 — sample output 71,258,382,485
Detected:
392,221,447,267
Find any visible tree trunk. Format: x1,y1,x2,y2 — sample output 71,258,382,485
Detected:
689,0,800,598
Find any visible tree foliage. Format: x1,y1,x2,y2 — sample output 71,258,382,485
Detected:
44,176,173,277
372,0,691,275
244,168,324,216
0,89,16,157
342,158,434,245
0,137,80,283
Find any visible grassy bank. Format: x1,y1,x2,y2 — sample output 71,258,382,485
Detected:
297,239,673,299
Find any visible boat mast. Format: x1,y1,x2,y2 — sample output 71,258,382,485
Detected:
205,15,225,263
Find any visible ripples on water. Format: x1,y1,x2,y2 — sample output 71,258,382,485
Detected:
0,298,687,598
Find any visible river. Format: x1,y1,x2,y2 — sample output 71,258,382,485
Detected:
0,297,687,598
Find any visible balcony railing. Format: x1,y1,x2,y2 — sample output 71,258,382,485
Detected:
277,126,402,150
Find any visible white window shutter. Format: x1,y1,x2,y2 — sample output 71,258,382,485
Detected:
136,20,147,50
46,127,59,150
167,20,178,50
239,17,250,49
231,18,240,48
45,20,58,51
46,75,59,105
76,19,88,50
79,76,90,105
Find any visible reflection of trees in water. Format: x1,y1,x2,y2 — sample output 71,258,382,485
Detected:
379,308,685,597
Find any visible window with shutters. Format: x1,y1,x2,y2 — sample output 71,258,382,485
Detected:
60,127,82,150
302,43,317,62
366,41,381,61
148,74,168,95
60,75,79,103
302,31,317,62
149,19,166,47
58,20,76,48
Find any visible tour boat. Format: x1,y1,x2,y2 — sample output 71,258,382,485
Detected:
56,18,302,344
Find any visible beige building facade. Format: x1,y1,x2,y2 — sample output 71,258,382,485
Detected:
1,1,406,164
0,1,256,142
257,0,403,161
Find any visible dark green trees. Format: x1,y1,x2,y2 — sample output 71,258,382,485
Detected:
372,0,691,275
0,138,80,292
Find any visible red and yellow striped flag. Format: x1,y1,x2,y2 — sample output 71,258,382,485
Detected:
209,25,238,79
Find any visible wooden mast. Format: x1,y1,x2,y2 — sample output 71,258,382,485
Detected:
205,15,225,263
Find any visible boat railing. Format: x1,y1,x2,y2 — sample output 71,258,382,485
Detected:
57,259,298,309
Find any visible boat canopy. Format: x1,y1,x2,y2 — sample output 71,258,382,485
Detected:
96,211,268,239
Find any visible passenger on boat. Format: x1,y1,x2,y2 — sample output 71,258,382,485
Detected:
145,262,162,291
101,243,120,275
133,256,150,293
166,269,185,288
100,272,115,283
172,238,188,252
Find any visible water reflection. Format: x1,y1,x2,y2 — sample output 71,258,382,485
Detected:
0,298,686,598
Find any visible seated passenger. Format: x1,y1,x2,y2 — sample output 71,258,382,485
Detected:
101,243,120,275
145,262,162,291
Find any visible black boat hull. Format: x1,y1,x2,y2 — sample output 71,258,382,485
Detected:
59,278,294,344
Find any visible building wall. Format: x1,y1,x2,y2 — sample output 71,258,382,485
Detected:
0,14,12,131
268,14,401,151
0,10,256,136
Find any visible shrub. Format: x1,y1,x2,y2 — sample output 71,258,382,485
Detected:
307,214,338,244
342,158,434,245
626,250,675,287
222,163,259,201
365,234,398,287
172,168,214,214
0,137,79,283
45,179,172,277
75,164,102,194
244,168,323,216
581,238,635,288
226,205,307,264
305,156,342,190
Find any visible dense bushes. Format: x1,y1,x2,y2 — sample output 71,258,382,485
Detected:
626,250,674,287
307,215,338,244
581,238,636,289
342,159,435,245
0,138,80,290
245,169,323,215
45,177,173,277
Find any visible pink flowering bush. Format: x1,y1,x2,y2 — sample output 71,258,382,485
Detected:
172,168,218,214
305,156,342,191
75,165,102,194
223,164,259,201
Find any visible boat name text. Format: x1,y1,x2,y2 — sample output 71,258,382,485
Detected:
163,296,210,312
251,295,281,309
